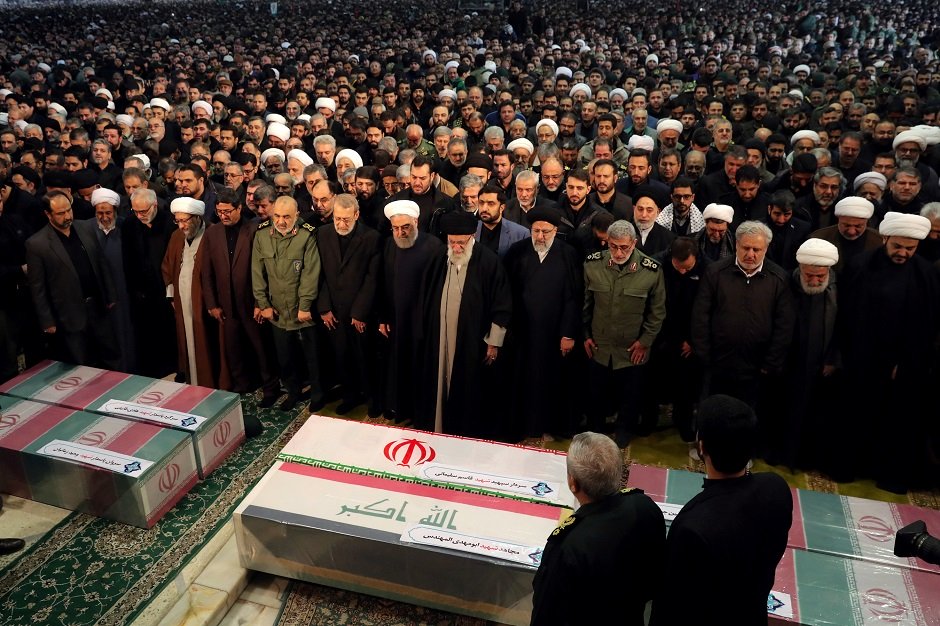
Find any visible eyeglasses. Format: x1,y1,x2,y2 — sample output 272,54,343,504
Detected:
671,193,693,201
216,208,238,217
333,216,355,224
174,215,195,225
608,243,633,253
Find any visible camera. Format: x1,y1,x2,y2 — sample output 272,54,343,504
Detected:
893,520,940,566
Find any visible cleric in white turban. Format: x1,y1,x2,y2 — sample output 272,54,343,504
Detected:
796,238,839,267
879,211,931,240
702,203,734,223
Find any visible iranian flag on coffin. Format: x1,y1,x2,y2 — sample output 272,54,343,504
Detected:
795,490,940,575
771,548,940,625
0,394,197,528
0,360,244,477
276,415,576,508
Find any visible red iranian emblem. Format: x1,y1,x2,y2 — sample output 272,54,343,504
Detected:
862,588,908,622
159,463,180,493
53,375,83,391
78,430,107,446
137,391,165,405
857,515,896,543
0,413,20,429
213,421,232,447
383,438,436,467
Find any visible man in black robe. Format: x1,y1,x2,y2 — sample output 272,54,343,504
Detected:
418,210,512,439
838,212,940,493
379,200,443,424
504,207,582,442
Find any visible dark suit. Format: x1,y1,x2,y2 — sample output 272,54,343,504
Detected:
202,213,280,397
635,222,676,257
316,221,381,405
25,221,119,368
503,197,559,227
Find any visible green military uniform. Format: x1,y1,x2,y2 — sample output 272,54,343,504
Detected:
399,137,437,160
583,248,667,369
251,219,320,331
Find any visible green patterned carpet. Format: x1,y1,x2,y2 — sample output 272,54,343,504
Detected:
0,394,311,626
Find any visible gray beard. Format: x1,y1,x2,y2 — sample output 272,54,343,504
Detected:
800,274,830,295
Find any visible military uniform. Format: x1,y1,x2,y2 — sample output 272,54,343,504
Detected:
583,248,667,441
251,219,324,408
531,488,666,626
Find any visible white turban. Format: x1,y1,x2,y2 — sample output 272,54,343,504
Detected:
265,113,288,125
484,60,497,73
646,54,659,65
95,88,113,100
879,212,931,239
834,196,875,219
787,89,805,101
609,88,628,102
423,49,437,61
912,125,940,146
444,60,459,71
315,97,336,113
793,64,811,76
703,203,734,223
555,66,573,79
266,122,290,142
535,119,559,137
628,135,655,151
791,130,820,146
796,238,839,267
507,138,534,154
192,100,213,115
296,114,311,122
170,197,206,216
49,102,67,116
384,199,420,220
893,130,927,151
131,153,151,170
149,97,170,111
115,114,134,127
569,83,592,98
106,101,115,111
90,188,120,207
657,119,683,134
437,88,457,102
852,172,887,192
287,149,314,167
335,148,363,169
260,148,285,164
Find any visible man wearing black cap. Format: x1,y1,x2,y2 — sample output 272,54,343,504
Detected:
504,206,583,441
419,209,511,439
650,394,792,625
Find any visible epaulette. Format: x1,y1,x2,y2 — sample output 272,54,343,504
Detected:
620,487,644,495
550,513,577,537
302,222,315,232
585,251,604,262
641,257,660,271
258,219,270,229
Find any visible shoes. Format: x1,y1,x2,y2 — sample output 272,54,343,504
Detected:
0,538,25,556
258,394,280,409
688,445,702,462
279,394,300,412
308,398,326,413
876,479,908,495
335,398,363,415
367,404,383,419
243,415,264,438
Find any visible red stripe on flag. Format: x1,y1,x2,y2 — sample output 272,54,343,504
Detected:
789,488,807,550
105,420,165,456
59,370,133,406
773,548,800,623
0,402,76,449
0,359,56,392
155,384,214,412
895,503,940,574
626,463,668,503
279,461,563,519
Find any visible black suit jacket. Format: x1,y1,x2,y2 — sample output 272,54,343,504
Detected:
636,222,677,257
25,221,116,333
315,222,381,321
201,215,258,318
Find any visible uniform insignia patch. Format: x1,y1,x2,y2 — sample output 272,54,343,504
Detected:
641,257,660,270
551,514,577,536
586,251,603,261
302,222,315,232
629,262,638,271
258,219,270,229
293,260,302,273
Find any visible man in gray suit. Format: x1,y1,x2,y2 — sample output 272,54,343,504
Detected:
25,191,120,368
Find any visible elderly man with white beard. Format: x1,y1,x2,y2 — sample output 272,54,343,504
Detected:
379,200,443,424
767,238,841,471
418,209,512,439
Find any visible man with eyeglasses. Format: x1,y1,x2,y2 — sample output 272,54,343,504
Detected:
583,219,666,447
657,177,705,236
315,194,381,416
418,209,511,439
504,206,583,442
794,166,845,231
201,188,279,424
122,188,177,377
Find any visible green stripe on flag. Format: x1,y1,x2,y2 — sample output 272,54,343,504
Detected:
664,468,703,505
190,392,238,417
84,377,156,410
6,362,72,397
793,550,861,625
799,490,856,557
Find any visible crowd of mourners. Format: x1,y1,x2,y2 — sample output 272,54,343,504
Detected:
0,0,939,497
